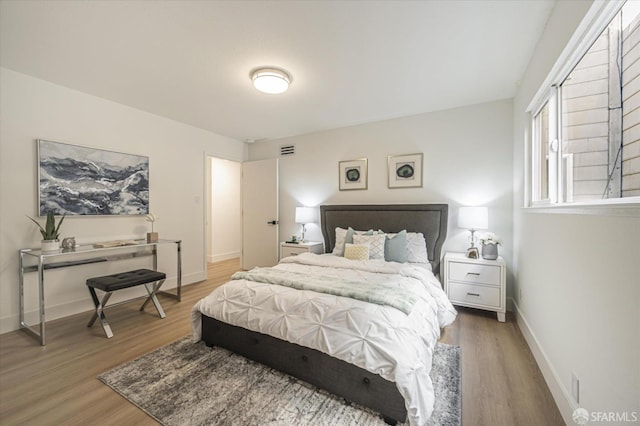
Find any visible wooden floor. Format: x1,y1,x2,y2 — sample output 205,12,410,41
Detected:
0,258,563,426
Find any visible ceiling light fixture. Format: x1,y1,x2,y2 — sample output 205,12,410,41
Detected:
251,67,291,94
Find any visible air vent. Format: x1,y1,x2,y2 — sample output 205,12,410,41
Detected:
280,144,295,156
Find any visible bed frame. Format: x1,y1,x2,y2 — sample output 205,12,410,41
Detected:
202,203,448,424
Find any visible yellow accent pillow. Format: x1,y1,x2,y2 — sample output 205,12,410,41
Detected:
344,243,370,261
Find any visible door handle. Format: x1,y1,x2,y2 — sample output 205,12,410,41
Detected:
267,220,278,225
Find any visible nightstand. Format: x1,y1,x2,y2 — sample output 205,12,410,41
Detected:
280,241,324,260
443,252,506,322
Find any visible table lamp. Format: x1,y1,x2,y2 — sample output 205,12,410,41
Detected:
458,206,488,259
295,207,317,242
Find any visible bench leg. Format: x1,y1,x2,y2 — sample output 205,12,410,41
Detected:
140,279,166,319
87,288,114,338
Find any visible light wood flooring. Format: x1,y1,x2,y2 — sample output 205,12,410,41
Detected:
0,258,563,425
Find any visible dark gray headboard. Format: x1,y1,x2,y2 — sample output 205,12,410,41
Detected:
320,204,449,275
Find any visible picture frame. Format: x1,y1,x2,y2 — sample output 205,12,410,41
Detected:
37,139,149,216
338,158,368,191
387,153,423,188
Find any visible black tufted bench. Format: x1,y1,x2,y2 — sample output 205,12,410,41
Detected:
86,269,167,338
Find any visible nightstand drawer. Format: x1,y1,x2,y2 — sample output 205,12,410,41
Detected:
448,282,500,308
449,262,501,286
281,246,308,258
280,242,323,260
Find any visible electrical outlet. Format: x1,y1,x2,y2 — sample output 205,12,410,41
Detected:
572,373,580,403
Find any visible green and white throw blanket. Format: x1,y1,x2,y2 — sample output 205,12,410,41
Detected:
232,267,417,315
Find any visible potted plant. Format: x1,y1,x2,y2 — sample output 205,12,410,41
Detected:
479,232,501,260
28,212,66,251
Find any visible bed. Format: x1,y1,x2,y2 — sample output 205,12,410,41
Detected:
191,204,456,425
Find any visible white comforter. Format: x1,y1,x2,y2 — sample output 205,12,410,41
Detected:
191,253,457,426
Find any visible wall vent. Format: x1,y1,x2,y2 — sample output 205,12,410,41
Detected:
280,144,295,156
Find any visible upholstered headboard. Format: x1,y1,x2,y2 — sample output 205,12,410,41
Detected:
319,204,449,275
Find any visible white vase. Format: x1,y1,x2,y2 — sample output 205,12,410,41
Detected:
41,239,61,252
482,243,498,260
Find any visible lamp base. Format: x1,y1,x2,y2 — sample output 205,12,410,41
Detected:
466,246,479,259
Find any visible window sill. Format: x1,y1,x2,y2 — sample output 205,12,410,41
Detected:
525,199,640,217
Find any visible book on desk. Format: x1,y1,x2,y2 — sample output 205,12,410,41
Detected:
93,240,140,248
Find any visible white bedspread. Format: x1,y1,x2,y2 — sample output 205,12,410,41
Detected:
191,253,457,426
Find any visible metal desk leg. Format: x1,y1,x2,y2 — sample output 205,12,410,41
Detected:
176,241,182,302
38,257,46,345
19,252,46,345
19,251,25,331
152,245,158,271
157,240,182,302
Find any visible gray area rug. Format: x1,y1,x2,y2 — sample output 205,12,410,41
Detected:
98,337,461,426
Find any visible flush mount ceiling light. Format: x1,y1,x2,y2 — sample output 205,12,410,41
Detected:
251,67,291,94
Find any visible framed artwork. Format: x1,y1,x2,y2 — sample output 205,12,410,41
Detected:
388,153,423,189
37,139,149,216
338,158,368,191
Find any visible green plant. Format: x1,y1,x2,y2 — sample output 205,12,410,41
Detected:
27,212,66,241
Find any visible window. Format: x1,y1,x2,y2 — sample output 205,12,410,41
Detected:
533,102,550,202
529,0,640,207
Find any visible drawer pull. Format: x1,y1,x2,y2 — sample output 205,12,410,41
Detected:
467,292,480,297
466,272,480,276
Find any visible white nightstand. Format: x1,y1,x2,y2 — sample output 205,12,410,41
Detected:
443,252,506,322
280,241,324,260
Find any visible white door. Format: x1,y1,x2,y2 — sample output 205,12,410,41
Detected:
242,158,279,269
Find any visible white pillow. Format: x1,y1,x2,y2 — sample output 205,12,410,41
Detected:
406,232,429,263
332,227,349,256
353,233,386,260
344,243,370,261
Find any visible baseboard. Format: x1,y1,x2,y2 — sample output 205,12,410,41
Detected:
208,251,241,263
511,298,576,425
0,270,206,336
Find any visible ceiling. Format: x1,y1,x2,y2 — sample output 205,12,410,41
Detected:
0,0,556,142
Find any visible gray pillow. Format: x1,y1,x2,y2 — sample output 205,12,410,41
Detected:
383,230,408,263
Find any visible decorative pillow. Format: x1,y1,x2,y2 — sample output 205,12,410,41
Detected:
384,230,408,263
332,227,350,256
380,230,429,263
353,233,386,260
406,232,429,263
332,227,374,256
344,243,370,261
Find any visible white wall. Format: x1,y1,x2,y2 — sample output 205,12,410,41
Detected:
249,98,514,283
512,1,640,423
208,157,241,262
0,68,245,334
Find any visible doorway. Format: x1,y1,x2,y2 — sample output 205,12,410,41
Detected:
206,156,242,278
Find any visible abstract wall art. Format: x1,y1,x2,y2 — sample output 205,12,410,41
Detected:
338,158,368,191
387,153,423,189
37,139,149,216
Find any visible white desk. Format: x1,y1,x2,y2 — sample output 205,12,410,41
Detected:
19,239,182,345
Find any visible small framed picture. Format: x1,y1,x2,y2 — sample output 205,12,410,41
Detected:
388,153,423,189
339,158,368,191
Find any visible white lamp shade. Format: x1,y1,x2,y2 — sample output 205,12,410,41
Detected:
458,206,488,230
295,207,317,224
